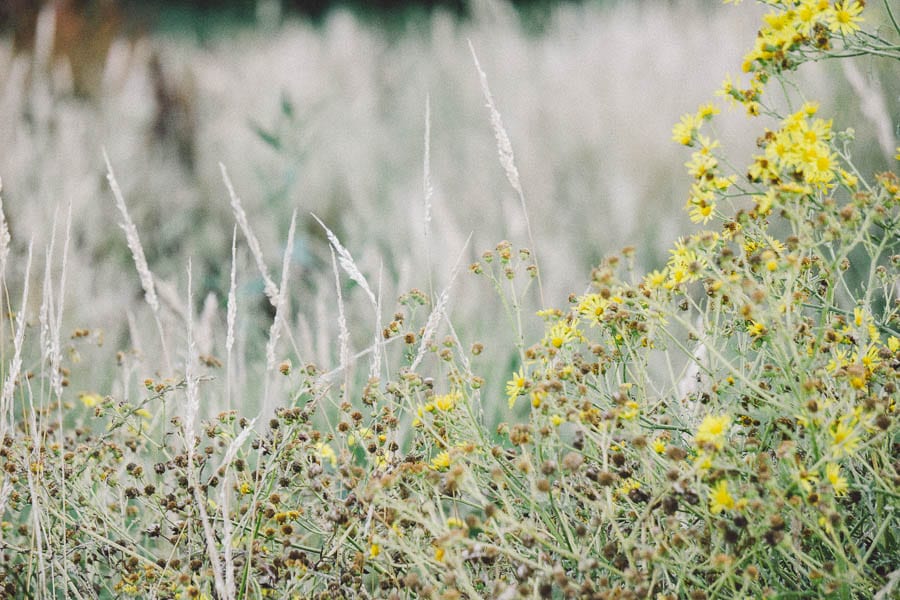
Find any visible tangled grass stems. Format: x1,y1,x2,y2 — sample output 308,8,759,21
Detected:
0,1,898,598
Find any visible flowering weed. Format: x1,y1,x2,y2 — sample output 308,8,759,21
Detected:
0,1,898,598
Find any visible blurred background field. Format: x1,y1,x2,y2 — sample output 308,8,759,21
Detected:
0,0,896,423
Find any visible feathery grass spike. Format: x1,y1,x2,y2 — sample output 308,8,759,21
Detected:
0,178,9,278
312,213,377,307
1,241,32,432
220,162,279,306
105,150,171,371
468,40,544,306
266,210,297,375
423,94,434,238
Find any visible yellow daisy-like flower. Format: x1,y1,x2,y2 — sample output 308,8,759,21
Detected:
577,293,610,323
888,336,900,353
827,1,864,36
643,269,668,290
696,414,731,451
545,320,581,349
506,367,527,409
434,391,460,412
825,463,848,496
672,112,703,146
709,480,735,514
430,451,451,471
697,103,720,119
747,320,767,338
829,416,860,458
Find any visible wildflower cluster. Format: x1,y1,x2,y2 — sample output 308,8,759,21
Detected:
0,1,896,598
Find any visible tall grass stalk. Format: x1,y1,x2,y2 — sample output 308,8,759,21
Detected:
105,152,172,373
220,163,279,307
468,40,544,308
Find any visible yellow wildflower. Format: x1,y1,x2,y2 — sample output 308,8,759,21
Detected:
79,393,103,408
506,367,527,409
434,391,460,412
839,169,858,188
696,414,731,451
709,480,735,514
430,451,451,471
545,320,581,349
825,463,848,496
888,336,899,353
616,478,641,498
672,112,703,146
644,269,668,289
827,1,864,36
316,442,337,467
829,416,860,457
747,320,767,338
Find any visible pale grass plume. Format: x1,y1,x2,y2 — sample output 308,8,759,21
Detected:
265,209,297,376
38,234,55,375
51,201,73,400
422,95,436,301
226,226,238,407
24,388,48,595
467,40,544,306
226,226,238,355
184,259,199,455
220,163,279,306
37,206,61,369
313,213,377,308
330,246,351,394
184,260,229,599
105,151,172,371
197,292,218,358
411,233,471,371
468,40,520,194
369,264,384,382
104,152,159,312
1,240,33,433
37,203,72,397
423,94,434,238
0,178,10,278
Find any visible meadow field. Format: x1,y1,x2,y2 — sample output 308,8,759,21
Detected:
0,0,897,597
